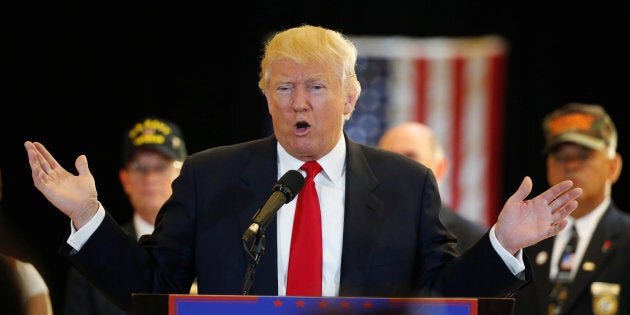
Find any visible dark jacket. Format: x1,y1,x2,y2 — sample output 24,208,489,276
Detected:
63,222,136,315
440,205,487,255
513,201,630,315
65,134,532,310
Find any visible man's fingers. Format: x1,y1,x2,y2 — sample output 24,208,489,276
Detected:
33,141,60,170
33,147,53,175
553,199,579,221
549,220,569,236
25,141,47,177
549,187,582,209
540,180,575,204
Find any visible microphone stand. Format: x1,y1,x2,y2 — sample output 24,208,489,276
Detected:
241,227,266,295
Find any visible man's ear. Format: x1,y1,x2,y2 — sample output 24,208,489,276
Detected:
610,153,623,184
119,168,131,194
343,92,357,116
432,159,449,183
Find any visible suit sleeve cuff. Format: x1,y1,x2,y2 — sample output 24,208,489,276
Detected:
66,203,105,251
489,225,525,276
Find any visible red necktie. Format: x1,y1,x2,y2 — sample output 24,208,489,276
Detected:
286,161,323,296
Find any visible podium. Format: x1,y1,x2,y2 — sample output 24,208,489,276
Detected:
132,294,514,315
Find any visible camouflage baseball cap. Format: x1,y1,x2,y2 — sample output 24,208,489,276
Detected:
542,103,616,154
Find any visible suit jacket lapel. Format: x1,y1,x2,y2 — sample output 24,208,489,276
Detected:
563,205,621,312
236,135,386,295
527,237,555,314
339,136,384,295
236,135,280,294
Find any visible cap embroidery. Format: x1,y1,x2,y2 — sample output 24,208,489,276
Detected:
122,116,187,163
128,119,173,147
549,113,594,136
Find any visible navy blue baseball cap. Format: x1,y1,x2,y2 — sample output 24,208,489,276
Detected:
122,116,188,163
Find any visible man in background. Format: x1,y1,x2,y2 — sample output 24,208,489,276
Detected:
63,115,189,315
513,103,630,315
379,122,486,254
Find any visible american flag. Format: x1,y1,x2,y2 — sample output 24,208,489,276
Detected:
345,35,507,228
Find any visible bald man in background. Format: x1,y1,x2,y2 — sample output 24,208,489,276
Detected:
379,122,486,254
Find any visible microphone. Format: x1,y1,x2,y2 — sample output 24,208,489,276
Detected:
241,170,305,242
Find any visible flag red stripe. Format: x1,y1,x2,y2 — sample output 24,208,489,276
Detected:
486,53,506,225
450,57,466,213
414,59,428,123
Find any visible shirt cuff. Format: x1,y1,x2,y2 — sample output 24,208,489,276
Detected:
66,203,105,251
489,225,525,275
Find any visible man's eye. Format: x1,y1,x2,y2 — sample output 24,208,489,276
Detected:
308,84,326,93
277,86,292,94
554,153,590,162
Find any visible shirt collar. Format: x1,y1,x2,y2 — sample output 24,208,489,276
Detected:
277,134,346,186
572,196,610,238
133,213,155,241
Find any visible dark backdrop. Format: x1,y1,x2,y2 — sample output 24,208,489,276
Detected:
2,1,629,313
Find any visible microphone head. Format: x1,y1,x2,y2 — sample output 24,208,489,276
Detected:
274,170,305,203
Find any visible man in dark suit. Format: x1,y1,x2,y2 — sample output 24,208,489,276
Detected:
513,103,630,315
24,24,581,311
63,116,189,315
379,121,486,254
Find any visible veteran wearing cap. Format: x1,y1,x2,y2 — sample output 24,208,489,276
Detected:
513,103,630,315
63,115,188,315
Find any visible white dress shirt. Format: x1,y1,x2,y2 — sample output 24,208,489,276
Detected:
276,134,346,296
549,197,609,281
133,213,155,241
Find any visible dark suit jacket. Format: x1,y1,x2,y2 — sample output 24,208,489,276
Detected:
513,202,630,315
62,222,136,315
440,206,487,255
65,134,532,310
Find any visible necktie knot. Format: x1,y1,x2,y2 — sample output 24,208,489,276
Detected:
559,225,578,270
301,161,322,179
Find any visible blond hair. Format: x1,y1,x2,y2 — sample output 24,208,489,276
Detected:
258,25,362,119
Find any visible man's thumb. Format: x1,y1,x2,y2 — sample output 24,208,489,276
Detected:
75,155,91,176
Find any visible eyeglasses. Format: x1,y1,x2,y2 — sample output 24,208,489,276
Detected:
127,161,182,176
549,146,595,163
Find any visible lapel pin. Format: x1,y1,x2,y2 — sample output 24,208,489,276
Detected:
536,251,548,265
583,261,596,271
